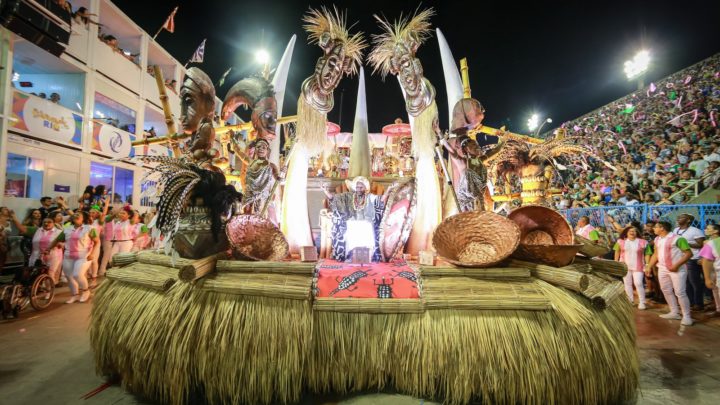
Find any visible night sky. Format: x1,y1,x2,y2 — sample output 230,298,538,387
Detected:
115,0,720,134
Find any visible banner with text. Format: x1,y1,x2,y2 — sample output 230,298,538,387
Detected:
10,90,83,147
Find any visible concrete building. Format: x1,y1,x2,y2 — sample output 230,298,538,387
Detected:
0,0,235,215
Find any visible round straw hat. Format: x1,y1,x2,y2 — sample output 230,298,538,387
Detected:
433,211,520,268
225,215,288,261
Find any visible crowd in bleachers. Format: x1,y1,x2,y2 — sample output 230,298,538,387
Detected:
549,53,720,210
0,186,157,304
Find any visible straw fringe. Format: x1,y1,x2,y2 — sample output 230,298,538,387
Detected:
296,96,328,155
91,263,638,405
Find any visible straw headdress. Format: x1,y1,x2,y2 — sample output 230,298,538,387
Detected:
302,6,366,76
368,8,435,79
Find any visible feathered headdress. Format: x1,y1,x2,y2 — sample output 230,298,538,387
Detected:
369,8,435,79
137,156,242,244
302,6,366,76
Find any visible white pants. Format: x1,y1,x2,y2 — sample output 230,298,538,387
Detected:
658,267,691,318
712,286,720,312
63,257,91,296
98,240,133,276
623,271,646,305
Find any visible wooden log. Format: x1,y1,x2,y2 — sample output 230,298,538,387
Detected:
112,252,138,267
178,254,219,282
509,260,589,292
575,257,628,278
216,260,316,275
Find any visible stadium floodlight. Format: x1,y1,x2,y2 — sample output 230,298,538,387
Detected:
624,50,650,80
255,49,270,65
535,117,553,137
527,114,539,131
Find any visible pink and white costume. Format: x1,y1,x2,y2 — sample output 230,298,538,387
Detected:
617,238,648,306
98,219,136,276
28,227,63,284
699,239,720,312
655,234,691,320
61,225,96,296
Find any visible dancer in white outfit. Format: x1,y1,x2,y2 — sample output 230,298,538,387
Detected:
648,221,694,326
699,223,720,316
45,212,100,303
11,214,63,284
614,226,651,309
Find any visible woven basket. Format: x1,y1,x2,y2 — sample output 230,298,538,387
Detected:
575,235,612,258
432,211,520,268
225,215,289,261
512,243,583,267
508,205,574,245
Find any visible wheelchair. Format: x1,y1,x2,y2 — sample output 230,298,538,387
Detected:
1,258,56,319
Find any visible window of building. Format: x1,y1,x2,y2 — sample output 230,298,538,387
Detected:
4,153,44,198
94,92,136,133
90,162,134,205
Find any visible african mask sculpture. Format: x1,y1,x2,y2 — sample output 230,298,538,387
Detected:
179,68,217,161
369,8,436,117
222,76,278,141
369,8,441,255
301,7,365,115
281,7,365,254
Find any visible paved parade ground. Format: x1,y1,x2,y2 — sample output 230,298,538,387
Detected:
1,282,719,405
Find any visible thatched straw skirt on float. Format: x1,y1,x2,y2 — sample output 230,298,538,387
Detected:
89,259,639,405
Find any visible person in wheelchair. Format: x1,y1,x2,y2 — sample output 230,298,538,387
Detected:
11,215,63,285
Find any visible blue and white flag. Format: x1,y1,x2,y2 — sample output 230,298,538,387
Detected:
189,39,206,64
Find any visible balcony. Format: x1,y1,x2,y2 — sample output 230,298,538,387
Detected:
93,39,141,93
95,0,143,93
64,0,92,63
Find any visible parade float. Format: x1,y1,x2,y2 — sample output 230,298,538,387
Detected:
90,7,638,405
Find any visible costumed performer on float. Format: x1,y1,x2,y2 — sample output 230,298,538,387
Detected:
440,98,504,212
221,74,278,194
281,7,366,253
321,176,396,262
241,138,283,222
369,8,442,255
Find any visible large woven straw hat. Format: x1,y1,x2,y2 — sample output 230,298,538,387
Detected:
507,205,574,244
225,215,289,261
508,205,581,267
433,211,521,268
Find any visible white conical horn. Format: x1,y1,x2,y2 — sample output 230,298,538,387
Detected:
269,34,296,165
348,68,371,178
437,28,463,127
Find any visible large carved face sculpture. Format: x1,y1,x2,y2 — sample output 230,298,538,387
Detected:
251,97,278,141
303,35,353,113
179,69,216,134
391,43,422,97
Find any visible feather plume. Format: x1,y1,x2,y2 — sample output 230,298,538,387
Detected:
369,8,435,79
303,6,366,76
